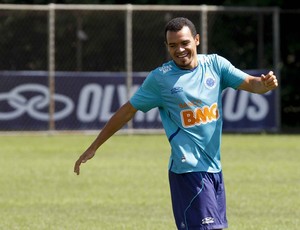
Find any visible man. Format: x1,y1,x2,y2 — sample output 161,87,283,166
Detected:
74,17,278,230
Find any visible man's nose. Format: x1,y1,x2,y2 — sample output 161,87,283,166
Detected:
177,46,185,52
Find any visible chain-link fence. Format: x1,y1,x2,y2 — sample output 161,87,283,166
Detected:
0,4,282,131
0,4,280,72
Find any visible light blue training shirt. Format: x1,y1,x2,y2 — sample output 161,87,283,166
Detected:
130,54,248,174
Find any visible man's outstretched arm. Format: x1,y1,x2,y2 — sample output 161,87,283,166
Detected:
238,71,278,94
74,101,137,175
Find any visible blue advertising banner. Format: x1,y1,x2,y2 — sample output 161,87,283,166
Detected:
0,71,278,132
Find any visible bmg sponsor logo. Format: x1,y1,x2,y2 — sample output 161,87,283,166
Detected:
181,103,219,128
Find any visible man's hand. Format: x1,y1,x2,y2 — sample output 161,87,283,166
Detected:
74,149,96,175
261,71,278,91
73,102,137,176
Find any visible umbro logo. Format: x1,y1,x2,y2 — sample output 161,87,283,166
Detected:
202,217,214,224
171,87,183,94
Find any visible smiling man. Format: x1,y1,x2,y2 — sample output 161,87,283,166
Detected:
165,21,200,69
74,17,278,230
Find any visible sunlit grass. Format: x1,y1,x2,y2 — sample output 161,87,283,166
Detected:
0,133,299,229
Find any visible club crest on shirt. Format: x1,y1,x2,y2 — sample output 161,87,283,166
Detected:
204,74,216,89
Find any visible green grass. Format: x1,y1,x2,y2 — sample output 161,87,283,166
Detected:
0,133,299,230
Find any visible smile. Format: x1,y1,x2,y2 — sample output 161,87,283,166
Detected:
177,53,188,58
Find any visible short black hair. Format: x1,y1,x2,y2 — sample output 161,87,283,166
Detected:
164,17,197,42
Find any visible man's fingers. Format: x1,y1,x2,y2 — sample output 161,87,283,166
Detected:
74,151,95,175
261,71,278,89
261,71,273,80
74,156,86,175
74,159,82,175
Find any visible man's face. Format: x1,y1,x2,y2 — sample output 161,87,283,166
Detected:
166,26,200,69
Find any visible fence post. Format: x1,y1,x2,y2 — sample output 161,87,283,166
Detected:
48,3,56,131
273,7,281,132
125,4,133,130
200,5,208,54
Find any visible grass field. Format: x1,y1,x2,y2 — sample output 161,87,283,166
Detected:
0,133,299,230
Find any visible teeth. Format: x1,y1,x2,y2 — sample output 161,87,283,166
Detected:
178,53,187,58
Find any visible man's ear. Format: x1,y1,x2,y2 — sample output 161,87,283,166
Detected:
195,34,200,46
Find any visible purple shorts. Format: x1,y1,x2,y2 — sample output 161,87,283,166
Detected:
169,171,228,230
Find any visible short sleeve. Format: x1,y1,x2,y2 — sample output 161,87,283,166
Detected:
216,55,248,90
130,72,163,112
